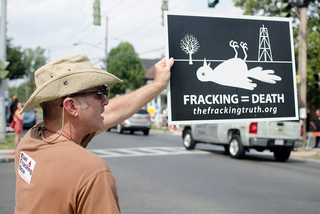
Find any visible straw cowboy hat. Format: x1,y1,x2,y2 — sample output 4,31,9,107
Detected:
21,54,122,113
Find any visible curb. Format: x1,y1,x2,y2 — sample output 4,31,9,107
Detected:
0,149,15,163
291,148,320,160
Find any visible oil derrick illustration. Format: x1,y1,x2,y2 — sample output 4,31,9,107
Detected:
258,25,273,62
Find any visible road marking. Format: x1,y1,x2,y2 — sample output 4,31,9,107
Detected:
89,147,209,158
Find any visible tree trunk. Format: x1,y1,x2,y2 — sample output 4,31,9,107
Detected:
189,53,193,65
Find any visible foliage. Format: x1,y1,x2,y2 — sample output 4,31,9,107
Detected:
107,42,145,98
306,2,320,108
9,81,31,103
0,135,15,149
6,39,26,80
233,0,320,108
5,38,47,103
22,47,47,94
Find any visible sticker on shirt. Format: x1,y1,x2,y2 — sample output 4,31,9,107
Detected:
18,151,36,184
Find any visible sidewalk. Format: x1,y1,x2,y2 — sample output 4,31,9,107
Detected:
291,148,320,160
0,149,15,163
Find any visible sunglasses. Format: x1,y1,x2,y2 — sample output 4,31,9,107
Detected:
69,85,109,100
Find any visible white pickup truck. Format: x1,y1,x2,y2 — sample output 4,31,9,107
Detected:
182,121,303,161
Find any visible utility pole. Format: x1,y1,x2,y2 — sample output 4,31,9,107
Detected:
0,0,7,142
298,3,308,148
105,16,108,70
161,0,168,26
92,0,108,70
278,0,312,148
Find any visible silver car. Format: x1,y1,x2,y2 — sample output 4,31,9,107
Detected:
109,109,151,135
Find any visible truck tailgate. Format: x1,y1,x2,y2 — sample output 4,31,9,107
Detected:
259,121,302,140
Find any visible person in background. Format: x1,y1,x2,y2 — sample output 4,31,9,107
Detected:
9,95,18,123
306,108,311,133
13,102,24,149
314,109,320,148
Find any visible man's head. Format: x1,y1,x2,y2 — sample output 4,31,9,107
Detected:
40,85,109,124
21,54,122,114
316,109,320,117
12,95,17,103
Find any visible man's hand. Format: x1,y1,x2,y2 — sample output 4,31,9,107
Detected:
154,57,174,90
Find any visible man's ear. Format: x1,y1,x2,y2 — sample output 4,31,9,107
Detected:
63,97,78,117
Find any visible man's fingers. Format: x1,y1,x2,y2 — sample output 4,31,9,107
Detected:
166,57,174,68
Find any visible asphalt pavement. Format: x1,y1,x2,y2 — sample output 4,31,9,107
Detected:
1,129,320,163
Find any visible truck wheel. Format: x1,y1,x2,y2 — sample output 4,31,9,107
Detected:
274,150,291,162
143,129,149,136
183,130,196,150
229,134,245,159
117,124,124,134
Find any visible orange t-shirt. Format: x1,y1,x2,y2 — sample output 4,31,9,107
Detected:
14,123,120,214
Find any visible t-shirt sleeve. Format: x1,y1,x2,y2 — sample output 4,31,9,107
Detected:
76,170,121,214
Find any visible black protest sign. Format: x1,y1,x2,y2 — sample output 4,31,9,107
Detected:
165,12,298,124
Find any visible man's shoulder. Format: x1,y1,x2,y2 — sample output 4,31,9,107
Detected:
69,144,110,171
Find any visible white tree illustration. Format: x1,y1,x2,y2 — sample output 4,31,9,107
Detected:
180,34,200,65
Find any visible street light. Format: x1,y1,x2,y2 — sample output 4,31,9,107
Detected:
73,42,104,50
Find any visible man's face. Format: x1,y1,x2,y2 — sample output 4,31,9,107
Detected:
75,86,109,133
316,110,320,117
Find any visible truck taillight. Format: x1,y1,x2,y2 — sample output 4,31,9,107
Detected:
300,124,303,137
249,122,258,134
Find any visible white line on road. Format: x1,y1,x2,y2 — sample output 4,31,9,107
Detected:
89,147,210,158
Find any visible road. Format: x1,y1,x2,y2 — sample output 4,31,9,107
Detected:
1,129,319,213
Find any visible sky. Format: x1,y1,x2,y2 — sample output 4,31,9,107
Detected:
4,0,243,86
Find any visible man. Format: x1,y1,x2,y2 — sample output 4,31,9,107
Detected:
14,54,174,213
314,109,320,148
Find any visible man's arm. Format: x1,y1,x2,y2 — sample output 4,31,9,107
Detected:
96,57,174,135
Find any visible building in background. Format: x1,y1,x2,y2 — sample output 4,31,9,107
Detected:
141,58,167,127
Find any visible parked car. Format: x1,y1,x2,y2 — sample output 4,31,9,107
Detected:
23,108,36,129
108,108,151,135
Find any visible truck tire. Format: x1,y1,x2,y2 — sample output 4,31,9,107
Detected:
143,129,149,136
117,124,124,134
229,134,245,159
183,130,196,150
274,150,291,162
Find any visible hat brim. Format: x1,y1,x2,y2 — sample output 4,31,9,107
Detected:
20,68,122,113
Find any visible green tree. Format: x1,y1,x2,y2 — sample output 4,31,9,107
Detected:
6,39,26,80
22,47,47,95
107,42,145,97
305,3,320,108
8,81,30,103
234,0,320,108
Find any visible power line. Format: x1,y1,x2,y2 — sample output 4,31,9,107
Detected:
108,0,141,20
110,0,185,40
50,0,127,50
138,46,164,57
50,0,185,55
101,0,127,18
